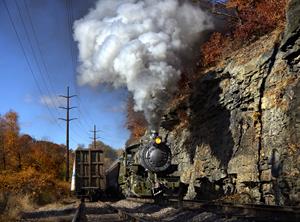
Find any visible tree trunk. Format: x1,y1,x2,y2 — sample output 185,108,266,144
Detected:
2,150,6,170
18,152,21,171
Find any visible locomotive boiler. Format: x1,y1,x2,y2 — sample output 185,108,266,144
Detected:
139,132,172,173
118,131,186,200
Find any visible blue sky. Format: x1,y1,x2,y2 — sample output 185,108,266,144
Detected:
0,0,130,149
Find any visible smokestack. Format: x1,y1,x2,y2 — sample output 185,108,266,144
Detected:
74,0,215,131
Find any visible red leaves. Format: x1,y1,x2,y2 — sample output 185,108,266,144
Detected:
232,0,287,41
201,32,229,66
200,0,287,67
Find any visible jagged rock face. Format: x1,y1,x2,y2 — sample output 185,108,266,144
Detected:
161,0,300,205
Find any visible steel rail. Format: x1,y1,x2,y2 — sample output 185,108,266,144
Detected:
126,197,300,221
72,199,86,222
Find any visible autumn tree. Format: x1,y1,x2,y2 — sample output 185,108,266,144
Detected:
201,0,288,66
2,111,20,170
201,32,230,66
0,115,5,170
0,110,71,210
29,140,65,178
126,96,147,145
18,134,34,170
227,0,287,41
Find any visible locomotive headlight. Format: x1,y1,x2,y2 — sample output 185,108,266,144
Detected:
155,137,161,144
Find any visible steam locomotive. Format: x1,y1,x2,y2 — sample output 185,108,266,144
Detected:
109,132,186,200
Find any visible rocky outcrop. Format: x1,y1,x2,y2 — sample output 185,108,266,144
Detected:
161,0,300,205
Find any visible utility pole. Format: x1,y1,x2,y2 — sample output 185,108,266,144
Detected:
89,125,103,190
59,86,77,182
90,125,101,149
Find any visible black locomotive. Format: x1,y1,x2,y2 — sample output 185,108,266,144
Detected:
115,132,185,200
140,133,172,172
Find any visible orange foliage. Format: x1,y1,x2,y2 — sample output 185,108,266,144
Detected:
201,32,230,66
29,141,65,178
201,0,287,66
229,0,287,41
126,96,147,144
0,110,69,205
1,111,20,170
0,116,6,170
0,111,66,177
0,167,69,204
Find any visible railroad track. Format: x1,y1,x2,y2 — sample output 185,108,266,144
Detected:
20,201,78,221
20,198,300,221
73,199,147,222
126,197,300,221
20,199,143,222
181,200,300,221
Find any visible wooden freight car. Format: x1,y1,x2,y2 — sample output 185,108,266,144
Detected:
73,148,104,201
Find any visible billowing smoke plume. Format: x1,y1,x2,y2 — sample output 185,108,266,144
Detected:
74,0,214,131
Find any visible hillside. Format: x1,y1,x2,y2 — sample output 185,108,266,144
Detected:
157,0,300,205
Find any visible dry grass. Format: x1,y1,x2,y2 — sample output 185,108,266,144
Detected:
0,193,34,221
0,168,70,221
0,168,70,202
287,143,300,155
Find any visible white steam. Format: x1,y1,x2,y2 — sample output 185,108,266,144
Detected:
74,0,214,131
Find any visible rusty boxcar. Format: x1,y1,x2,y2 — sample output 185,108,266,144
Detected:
74,148,104,201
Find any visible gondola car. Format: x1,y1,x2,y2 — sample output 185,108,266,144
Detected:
72,148,105,201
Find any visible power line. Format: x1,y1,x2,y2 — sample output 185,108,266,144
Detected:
13,0,86,145
22,0,62,111
16,0,124,147
4,0,82,148
14,0,61,111
14,0,69,134
76,97,94,126
65,0,80,99
64,0,103,134
64,0,97,134
23,0,89,143
3,0,63,131
65,0,77,73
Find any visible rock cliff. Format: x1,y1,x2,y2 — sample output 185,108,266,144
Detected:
160,0,300,205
